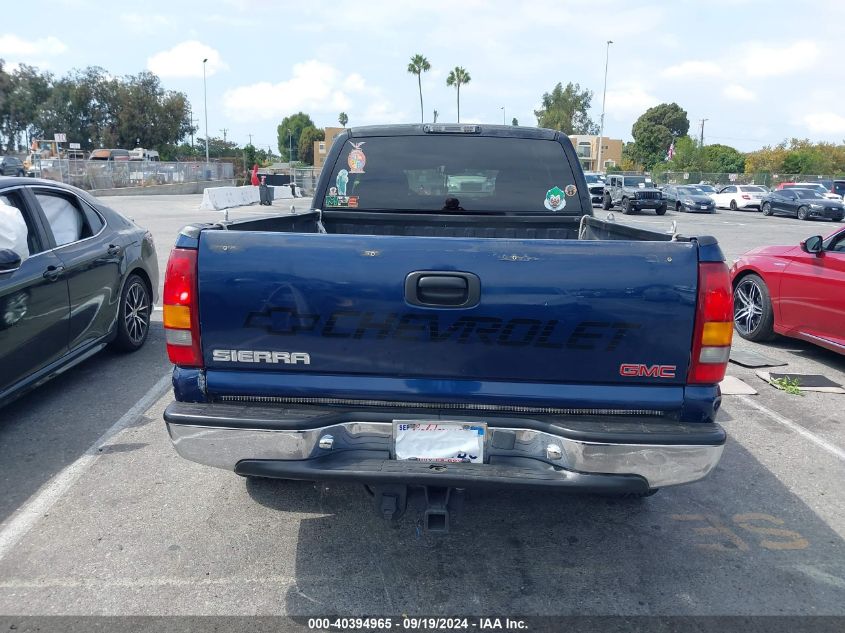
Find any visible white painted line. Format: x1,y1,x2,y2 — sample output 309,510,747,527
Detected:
0,373,172,562
737,395,845,462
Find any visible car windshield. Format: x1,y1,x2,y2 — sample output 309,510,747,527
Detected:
623,176,652,187
795,189,825,199
325,135,583,214
584,174,604,184
678,186,704,195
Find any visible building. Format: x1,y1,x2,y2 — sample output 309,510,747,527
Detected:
313,127,346,171
568,135,623,173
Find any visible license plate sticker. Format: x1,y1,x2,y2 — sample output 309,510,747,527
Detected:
393,421,485,463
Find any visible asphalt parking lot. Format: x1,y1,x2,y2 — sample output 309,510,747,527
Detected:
0,196,843,619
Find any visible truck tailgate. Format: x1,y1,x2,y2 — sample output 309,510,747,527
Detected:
196,231,698,399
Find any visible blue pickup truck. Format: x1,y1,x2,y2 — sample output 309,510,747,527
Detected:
162,124,733,531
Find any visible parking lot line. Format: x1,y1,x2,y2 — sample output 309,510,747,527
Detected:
737,395,845,461
0,373,172,563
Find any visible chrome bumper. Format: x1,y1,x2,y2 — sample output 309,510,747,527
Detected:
165,406,725,489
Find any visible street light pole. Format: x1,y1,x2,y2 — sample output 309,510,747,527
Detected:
202,58,209,172
288,130,295,186
500,106,505,125
597,40,613,174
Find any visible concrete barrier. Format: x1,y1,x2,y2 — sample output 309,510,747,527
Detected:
88,179,236,197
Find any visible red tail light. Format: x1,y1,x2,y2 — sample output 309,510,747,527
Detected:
689,262,733,384
163,248,202,367
741,194,751,200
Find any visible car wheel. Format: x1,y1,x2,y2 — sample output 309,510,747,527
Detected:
761,202,773,216
621,198,631,214
834,215,844,222
733,274,775,342
110,273,151,352
602,195,611,210
656,206,667,216
729,199,738,211
797,206,809,221
16,169,24,177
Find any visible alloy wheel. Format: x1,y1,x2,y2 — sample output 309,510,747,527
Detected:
124,282,149,345
734,279,764,336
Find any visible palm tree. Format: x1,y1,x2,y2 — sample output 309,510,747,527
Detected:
446,66,471,122
338,112,348,127
407,54,431,123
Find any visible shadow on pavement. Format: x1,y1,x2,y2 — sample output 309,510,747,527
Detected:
245,440,845,616
0,323,171,525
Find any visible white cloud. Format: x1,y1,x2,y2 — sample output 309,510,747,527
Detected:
223,60,403,125
740,40,820,77
722,84,756,101
0,34,67,57
604,83,659,121
661,60,722,78
802,112,845,135
146,41,228,78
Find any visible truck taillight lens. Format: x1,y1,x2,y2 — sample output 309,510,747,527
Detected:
689,262,733,384
163,248,202,367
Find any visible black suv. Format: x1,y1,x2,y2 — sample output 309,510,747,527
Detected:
0,156,25,177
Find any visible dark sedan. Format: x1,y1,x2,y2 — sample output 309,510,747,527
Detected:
0,156,25,177
761,188,844,221
0,178,158,407
662,184,716,213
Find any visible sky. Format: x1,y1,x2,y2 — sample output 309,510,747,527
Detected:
2,0,844,153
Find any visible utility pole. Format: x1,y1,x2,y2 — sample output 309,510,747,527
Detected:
247,133,253,146
202,58,209,169
699,118,708,146
433,109,438,123
500,106,505,125
220,128,229,143
189,106,199,149
597,40,613,174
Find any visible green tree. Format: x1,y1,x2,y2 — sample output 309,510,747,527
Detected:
511,117,518,126
244,143,257,171
298,126,325,166
338,111,348,127
446,66,471,123
277,112,314,161
534,82,598,134
665,136,705,171
701,144,745,173
0,63,52,151
197,136,239,159
407,54,431,123
630,102,690,169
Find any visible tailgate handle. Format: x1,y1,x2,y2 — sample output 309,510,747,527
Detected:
405,272,480,308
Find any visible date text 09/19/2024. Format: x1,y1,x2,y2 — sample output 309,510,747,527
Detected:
306,617,528,630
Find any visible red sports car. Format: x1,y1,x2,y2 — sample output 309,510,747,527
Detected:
730,226,845,354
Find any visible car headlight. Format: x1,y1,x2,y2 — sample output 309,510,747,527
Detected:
681,198,694,205
809,203,824,209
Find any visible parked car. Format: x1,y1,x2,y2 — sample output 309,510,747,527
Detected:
0,156,25,177
777,182,841,201
583,172,605,206
662,184,716,213
711,185,767,210
0,178,158,408
731,226,845,354
831,180,845,200
694,183,718,195
163,124,733,531
602,174,666,215
761,188,844,221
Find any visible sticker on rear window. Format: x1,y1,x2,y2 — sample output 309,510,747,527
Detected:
347,142,366,173
336,169,349,196
565,184,577,197
325,195,359,208
544,186,566,211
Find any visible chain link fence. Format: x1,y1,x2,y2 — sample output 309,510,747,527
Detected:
28,158,235,190
652,171,845,188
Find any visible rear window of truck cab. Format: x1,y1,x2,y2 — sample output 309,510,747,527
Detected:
324,135,583,215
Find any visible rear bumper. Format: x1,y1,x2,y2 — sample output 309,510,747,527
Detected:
164,402,725,490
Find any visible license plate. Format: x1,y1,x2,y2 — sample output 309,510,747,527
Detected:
393,421,485,463
700,204,709,209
